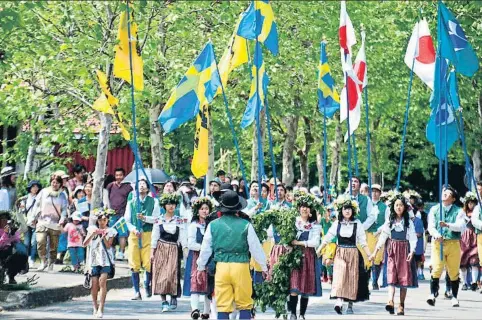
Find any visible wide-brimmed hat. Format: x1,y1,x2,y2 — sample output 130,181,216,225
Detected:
27,180,43,193
1,166,16,178
73,185,85,198
213,183,233,201
371,184,382,192
218,190,247,214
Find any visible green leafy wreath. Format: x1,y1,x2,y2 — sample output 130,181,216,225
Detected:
252,207,303,317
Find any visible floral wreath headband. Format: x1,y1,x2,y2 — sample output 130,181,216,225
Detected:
159,193,180,206
92,208,115,218
333,195,359,214
192,197,214,214
462,191,479,204
294,191,321,211
402,189,421,200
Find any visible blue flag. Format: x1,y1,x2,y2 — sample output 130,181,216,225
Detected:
159,42,221,133
439,2,479,77
241,42,269,129
426,67,460,159
237,0,279,56
318,42,340,118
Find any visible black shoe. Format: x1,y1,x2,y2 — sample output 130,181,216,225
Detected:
145,287,152,298
191,309,200,319
470,283,478,291
200,314,210,319
461,284,468,291
8,277,17,285
385,301,395,315
373,282,379,291
444,291,453,299
334,305,343,315
299,316,306,320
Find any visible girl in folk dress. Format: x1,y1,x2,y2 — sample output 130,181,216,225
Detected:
317,195,371,315
83,209,117,319
151,193,186,312
288,193,322,320
370,194,418,316
459,192,479,291
183,197,213,320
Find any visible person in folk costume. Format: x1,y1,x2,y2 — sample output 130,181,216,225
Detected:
459,192,480,291
317,195,371,315
183,197,214,320
346,177,378,270
471,191,482,294
426,185,466,307
368,184,388,290
287,192,322,320
319,205,337,284
124,178,160,300
197,190,267,320
370,194,418,316
151,193,187,312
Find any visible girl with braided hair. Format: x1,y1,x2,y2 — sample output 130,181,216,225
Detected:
183,197,214,320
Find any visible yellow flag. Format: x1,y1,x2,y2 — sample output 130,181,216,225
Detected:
96,70,119,106
116,113,131,141
191,103,209,178
113,9,144,91
216,16,249,96
93,94,114,115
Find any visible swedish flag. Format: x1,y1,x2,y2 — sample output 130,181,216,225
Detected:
113,216,129,235
237,0,279,56
241,42,269,129
159,41,221,134
318,42,340,119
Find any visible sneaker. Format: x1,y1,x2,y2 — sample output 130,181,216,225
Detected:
161,301,170,312
346,305,354,314
28,258,35,268
200,314,210,319
38,261,47,272
95,310,103,318
426,294,436,306
289,314,297,320
334,305,343,315
93,308,98,317
451,297,459,307
131,293,142,301
461,284,468,291
444,291,453,299
115,251,124,261
169,297,178,310
372,282,379,290
417,274,425,280
191,309,200,319
470,283,478,291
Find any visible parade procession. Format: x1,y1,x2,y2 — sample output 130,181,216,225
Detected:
1,0,482,319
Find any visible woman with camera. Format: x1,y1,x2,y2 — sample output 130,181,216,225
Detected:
0,210,28,284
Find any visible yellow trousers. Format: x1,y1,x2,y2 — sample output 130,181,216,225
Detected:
127,231,152,273
431,240,460,281
250,240,273,272
477,234,482,263
215,262,253,312
366,232,384,266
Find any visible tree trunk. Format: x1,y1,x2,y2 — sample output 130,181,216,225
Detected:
149,102,163,169
282,115,299,186
23,115,43,180
92,112,113,209
316,148,324,188
473,91,482,183
251,109,266,181
329,117,342,186
297,116,313,187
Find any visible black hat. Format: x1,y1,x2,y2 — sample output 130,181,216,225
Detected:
209,179,221,186
0,210,11,220
27,180,43,193
212,183,233,201
218,190,247,214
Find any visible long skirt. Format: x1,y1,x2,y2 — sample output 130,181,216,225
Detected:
183,250,208,296
152,240,182,296
289,247,322,296
267,244,289,281
331,246,370,302
460,228,480,268
382,239,418,288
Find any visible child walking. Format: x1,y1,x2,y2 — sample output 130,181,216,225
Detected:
64,212,86,271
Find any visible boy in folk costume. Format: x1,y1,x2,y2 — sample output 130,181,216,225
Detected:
124,178,160,300
426,186,466,307
197,190,267,320
368,184,388,290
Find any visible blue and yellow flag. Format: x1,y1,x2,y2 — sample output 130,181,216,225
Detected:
237,0,279,56
112,216,129,235
159,42,221,134
241,42,269,129
318,42,340,118
191,103,209,178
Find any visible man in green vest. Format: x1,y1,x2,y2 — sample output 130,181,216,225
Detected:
349,177,377,268
470,182,482,294
367,183,387,290
125,178,160,300
426,186,465,308
197,190,267,320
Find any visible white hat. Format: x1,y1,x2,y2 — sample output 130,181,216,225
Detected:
72,212,82,221
0,166,16,178
371,184,382,192
231,179,239,187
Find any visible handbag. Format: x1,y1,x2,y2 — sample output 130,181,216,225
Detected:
83,272,92,289
100,237,116,279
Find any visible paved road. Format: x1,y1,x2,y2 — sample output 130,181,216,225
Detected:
3,277,482,319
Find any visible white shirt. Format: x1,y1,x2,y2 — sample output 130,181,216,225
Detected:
150,214,187,249
197,222,268,272
375,219,418,253
86,226,117,267
0,189,11,211
321,219,368,248
354,193,377,231
294,217,321,248
427,204,466,239
124,195,160,233
471,205,482,231
187,222,205,251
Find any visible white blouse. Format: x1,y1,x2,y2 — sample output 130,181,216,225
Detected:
86,226,117,267
150,215,187,249
321,219,368,248
294,217,321,248
375,219,418,253
187,222,205,251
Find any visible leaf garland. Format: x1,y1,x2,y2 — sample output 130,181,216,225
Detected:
252,208,303,317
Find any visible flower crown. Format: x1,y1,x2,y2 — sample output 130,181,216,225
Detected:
92,208,115,217
462,191,478,204
333,194,359,214
294,191,320,211
192,197,214,215
402,189,421,200
384,190,402,207
159,193,180,206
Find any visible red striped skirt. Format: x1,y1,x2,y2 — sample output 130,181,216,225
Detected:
289,247,316,295
190,251,208,294
152,240,181,296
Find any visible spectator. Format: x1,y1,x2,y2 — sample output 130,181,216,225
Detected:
0,211,28,284
1,166,17,210
106,168,132,261
79,182,93,230
360,183,369,196
231,179,240,193
271,184,292,209
216,170,226,184
208,180,221,198
238,178,248,199
286,186,294,203
21,180,43,267
33,174,68,272
63,212,85,271
67,164,86,193
293,179,302,191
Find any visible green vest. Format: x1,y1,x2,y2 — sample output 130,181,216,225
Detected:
475,210,482,235
356,194,369,223
130,196,155,232
368,201,387,233
211,215,250,263
433,205,462,240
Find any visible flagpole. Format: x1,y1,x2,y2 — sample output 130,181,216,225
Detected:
323,103,329,205
437,0,444,262
352,134,359,176
360,26,372,197
254,2,263,197
345,51,353,196
125,2,142,247
265,96,279,201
